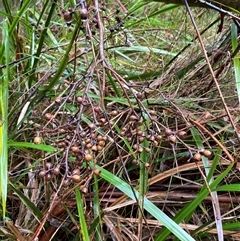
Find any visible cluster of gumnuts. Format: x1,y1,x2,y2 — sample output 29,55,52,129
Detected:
120,111,161,152
36,98,115,184
38,162,61,182
118,111,212,162
38,162,82,187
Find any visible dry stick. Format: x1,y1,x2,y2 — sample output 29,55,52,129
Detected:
115,0,128,14
94,0,106,108
184,1,240,144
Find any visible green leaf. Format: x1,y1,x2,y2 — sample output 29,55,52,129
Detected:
214,184,240,192
75,187,90,241
8,141,55,153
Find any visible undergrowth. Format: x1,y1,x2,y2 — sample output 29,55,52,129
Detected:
0,0,240,241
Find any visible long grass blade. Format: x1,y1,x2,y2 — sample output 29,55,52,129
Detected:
75,187,91,241
231,22,240,104
0,21,9,219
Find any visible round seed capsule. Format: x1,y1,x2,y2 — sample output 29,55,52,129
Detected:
86,143,93,149
58,142,66,148
137,146,143,153
72,168,80,175
72,174,81,183
79,8,88,20
91,145,98,151
81,186,88,194
132,159,138,165
39,170,47,178
110,110,118,116
102,136,107,142
193,152,202,162
55,97,62,104
71,146,80,153
155,135,162,141
34,136,42,145
45,113,53,121
46,162,53,170
149,110,157,116
62,179,71,187
145,162,150,168
178,131,187,139
52,166,60,175
98,140,106,147
85,154,92,161
129,115,138,121
136,92,143,99
168,135,177,144
165,128,173,136
88,123,96,130
94,169,101,175
45,173,52,181
77,97,83,103
202,150,212,158
80,131,87,138
97,145,103,151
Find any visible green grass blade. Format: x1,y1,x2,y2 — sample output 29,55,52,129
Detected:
93,174,102,241
0,21,10,219
8,141,55,153
75,187,91,241
231,22,240,104
214,184,240,192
